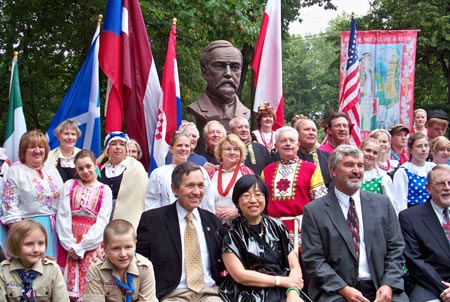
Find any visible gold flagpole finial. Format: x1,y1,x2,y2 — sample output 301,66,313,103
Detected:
172,18,177,25
351,11,356,17
97,14,103,27
13,51,18,59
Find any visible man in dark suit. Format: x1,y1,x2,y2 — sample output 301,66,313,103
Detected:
399,164,450,302
302,145,408,302
229,116,272,175
136,162,223,301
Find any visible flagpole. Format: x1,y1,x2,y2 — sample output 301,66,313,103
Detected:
97,14,103,26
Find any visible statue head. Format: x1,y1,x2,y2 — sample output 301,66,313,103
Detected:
200,40,243,103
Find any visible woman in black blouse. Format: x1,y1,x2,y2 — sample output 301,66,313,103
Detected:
219,174,305,302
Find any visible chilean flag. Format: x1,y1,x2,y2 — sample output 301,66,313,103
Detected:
252,0,284,129
99,0,161,169
150,18,181,172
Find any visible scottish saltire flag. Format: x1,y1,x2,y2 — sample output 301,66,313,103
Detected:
252,0,284,129
46,22,101,156
150,18,181,172
99,0,162,169
4,52,27,163
338,15,361,146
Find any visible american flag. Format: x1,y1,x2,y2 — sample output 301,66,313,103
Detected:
339,15,361,146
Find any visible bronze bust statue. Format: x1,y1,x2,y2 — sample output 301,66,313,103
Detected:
187,40,250,152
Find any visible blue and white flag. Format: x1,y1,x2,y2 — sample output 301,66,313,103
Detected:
46,24,101,156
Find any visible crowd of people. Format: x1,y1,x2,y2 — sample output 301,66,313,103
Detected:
1,37,450,301
0,105,449,301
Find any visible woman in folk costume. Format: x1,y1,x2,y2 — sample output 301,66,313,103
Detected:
393,132,435,213
252,102,276,154
359,138,395,202
209,134,254,223
262,127,327,250
45,119,82,183
98,132,147,230
56,150,112,301
1,130,63,258
369,128,399,173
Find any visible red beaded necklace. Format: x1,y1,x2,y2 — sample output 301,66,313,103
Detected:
378,159,391,171
260,130,274,149
218,163,241,196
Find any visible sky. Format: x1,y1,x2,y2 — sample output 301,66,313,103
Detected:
289,0,371,35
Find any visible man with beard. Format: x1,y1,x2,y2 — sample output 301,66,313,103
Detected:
399,164,450,302
302,145,408,302
187,40,251,152
319,112,351,153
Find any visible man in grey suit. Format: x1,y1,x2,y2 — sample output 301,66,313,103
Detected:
399,164,450,302
302,145,407,302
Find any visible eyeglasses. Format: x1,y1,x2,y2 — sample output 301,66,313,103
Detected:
431,181,450,189
332,123,349,129
240,192,265,201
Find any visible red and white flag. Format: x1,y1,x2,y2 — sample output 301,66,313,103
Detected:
252,0,284,129
150,18,182,171
99,0,162,168
339,15,361,146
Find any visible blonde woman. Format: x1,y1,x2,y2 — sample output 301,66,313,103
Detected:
209,134,254,222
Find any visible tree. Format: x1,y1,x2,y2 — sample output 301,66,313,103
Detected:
365,0,450,108
0,0,337,143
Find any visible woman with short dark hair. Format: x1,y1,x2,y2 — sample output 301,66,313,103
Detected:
219,175,304,302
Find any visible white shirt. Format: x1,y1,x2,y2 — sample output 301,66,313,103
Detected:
175,202,216,290
145,164,215,213
392,161,435,214
335,188,372,280
430,200,450,231
363,168,395,205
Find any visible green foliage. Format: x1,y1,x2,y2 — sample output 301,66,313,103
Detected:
365,0,450,108
0,0,334,144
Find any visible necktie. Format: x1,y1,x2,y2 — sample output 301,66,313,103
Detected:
347,197,360,259
184,212,205,293
442,208,450,244
113,273,135,302
17,269,38,302
246,143,256,165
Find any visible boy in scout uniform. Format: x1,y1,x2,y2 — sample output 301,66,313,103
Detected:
84,219,157,302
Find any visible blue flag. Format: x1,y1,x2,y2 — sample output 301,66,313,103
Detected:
47,26,101,156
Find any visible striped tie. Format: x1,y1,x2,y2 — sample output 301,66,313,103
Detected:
347,197,360,259
443,208,450,244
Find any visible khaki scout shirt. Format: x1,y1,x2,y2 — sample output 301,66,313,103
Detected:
0,257,69,301
84,253,157,302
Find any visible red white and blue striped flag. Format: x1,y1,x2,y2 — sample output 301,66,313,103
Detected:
339,15,361,146
252,0,284,130
150,19,181,172
99,0,161,168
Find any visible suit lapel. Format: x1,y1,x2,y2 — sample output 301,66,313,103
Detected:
360,191,376,258
199,209,215,256
422,202,450,258
165,203,183,260
324,191,358,262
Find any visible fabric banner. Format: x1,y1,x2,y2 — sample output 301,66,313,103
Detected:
339,30,418,139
